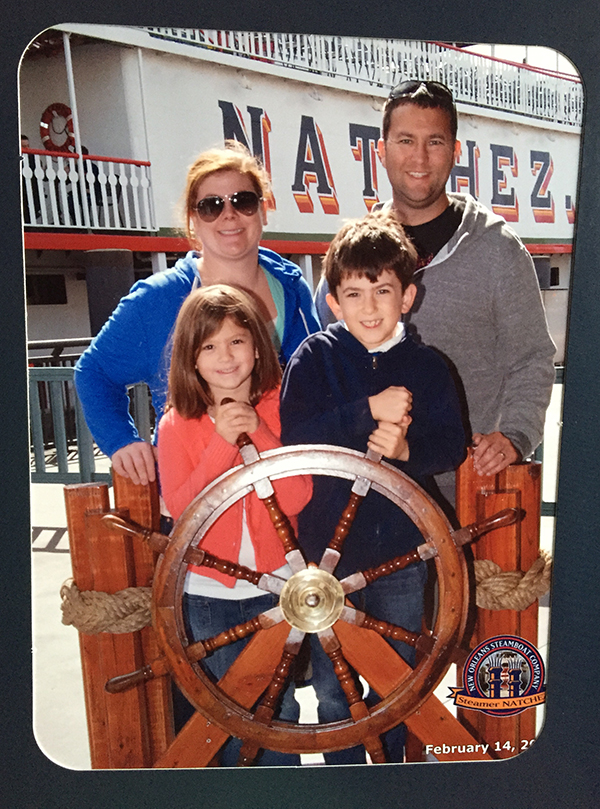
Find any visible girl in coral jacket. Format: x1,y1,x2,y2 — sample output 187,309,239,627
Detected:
157,283,311,766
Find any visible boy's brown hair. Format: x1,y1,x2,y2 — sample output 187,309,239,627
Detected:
168,284,281,419
324,210,418,300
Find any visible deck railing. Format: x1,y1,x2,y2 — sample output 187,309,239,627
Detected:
28,337,92,368
21,149,156,231
29,366,107,484
145,29,582,127
29,361,153,484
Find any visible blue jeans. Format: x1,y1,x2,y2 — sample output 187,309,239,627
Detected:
183,591,300,766
310,562,427,764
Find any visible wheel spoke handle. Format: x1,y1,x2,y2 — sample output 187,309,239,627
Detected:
187,608,286,661
326,645,365,709
221,396,301,557
185,548,287,595
319,449,383,574
101,513,169,554
341,509,520,594
451,507,523,548
191,549,262,585
104,655,170,693
362,548,423,585
340,547,423,595
340,606,435,655
319,627,387,762
340,509,523,586
319,490,366,574
328,491,366,554
105,607,287,692
237,629,303,766
260,490,301,556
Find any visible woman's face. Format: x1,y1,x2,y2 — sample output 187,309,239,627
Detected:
189,170,265,266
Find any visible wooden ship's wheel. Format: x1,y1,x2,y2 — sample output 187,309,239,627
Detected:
103,437,518,765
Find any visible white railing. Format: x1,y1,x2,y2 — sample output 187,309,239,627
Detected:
21,149,156,231
145,29,583,127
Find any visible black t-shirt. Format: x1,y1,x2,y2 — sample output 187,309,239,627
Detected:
403,197,465,268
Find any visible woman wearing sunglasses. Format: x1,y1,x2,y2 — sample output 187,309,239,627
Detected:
74,141,321,487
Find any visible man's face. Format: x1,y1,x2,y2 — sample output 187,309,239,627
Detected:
378,103,457,225
326,270,416,351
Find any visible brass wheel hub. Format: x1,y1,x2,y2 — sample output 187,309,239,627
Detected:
279,565,345,632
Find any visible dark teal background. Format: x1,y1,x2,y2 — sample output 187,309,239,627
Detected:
2,3,598,807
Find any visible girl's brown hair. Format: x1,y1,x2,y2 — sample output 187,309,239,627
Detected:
183,140,270,245
168,284,281,419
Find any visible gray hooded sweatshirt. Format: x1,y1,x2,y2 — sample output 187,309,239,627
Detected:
315,193,556,466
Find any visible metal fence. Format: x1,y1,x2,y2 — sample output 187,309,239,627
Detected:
28,337,92,368
29,362,154,484
145,29,583,127
29,366,106,484
22,149,155,231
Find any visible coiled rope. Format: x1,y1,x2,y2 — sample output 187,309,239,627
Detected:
60,579,151,635
473,551,552,611
60,551,552,635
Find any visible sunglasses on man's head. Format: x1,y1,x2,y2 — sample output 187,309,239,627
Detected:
193,190,262,222
388,80,454,101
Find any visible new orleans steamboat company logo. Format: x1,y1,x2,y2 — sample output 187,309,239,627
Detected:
449,635,546,717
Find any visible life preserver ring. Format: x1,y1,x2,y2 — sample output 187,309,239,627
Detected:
39,103,75,152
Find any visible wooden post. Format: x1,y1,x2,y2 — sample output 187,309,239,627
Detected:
64,474,173,768
64,483,112,767
112,472,175,761
455,450,542,758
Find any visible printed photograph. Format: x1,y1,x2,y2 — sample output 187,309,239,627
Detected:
21,23,580,769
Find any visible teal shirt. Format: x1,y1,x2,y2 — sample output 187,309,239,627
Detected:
263,266,285,353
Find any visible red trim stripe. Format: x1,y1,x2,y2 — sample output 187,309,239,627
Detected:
432,41,581,83
22,148,150,166
23,148,76,158
83,154,151,166
262,240,331,254
23,231,572,256
526,243,572,254
24,232,191,252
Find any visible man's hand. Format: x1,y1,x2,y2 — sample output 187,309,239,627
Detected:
214,400,260,445
111,441,158,486
368,386,412,424
368,416,412,461
472,432,520,476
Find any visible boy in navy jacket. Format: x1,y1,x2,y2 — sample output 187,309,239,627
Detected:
280,211,466,764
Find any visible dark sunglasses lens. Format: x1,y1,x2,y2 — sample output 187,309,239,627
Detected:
231,191,260,216
195,192,260,221
390,80,421,97
196,196,224,222
389,80,452,100
427,81,452,97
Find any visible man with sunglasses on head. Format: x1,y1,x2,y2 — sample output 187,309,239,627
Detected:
316,80,555,506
